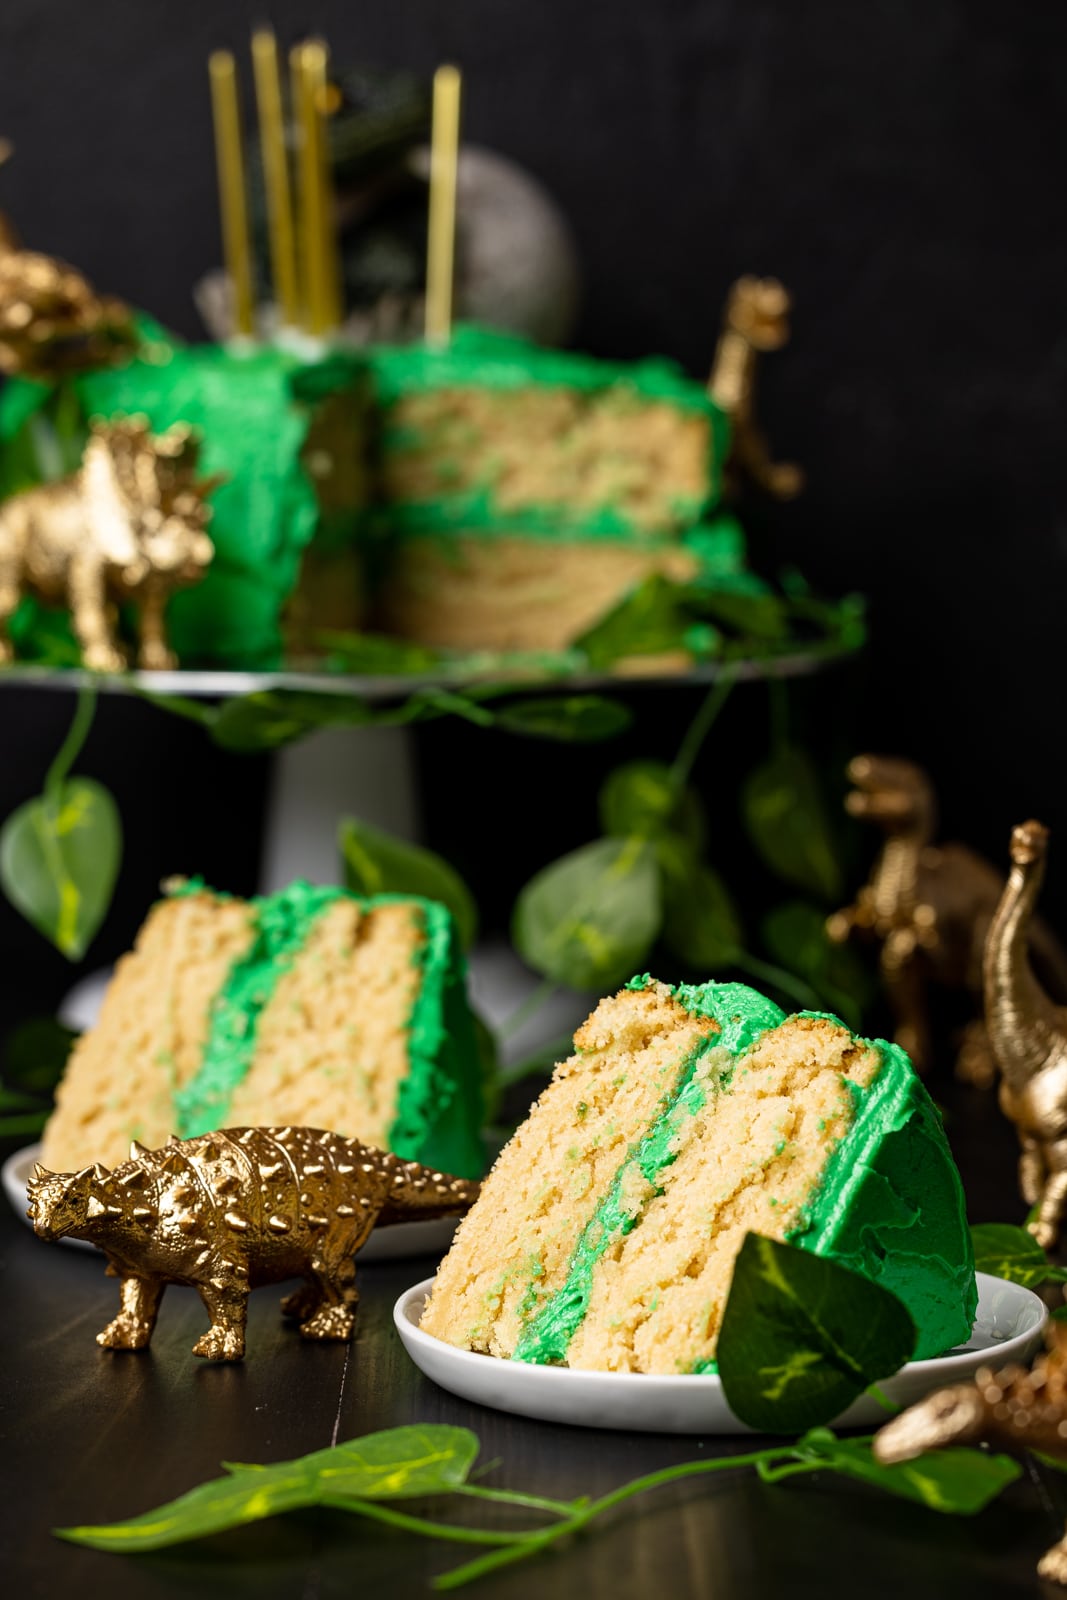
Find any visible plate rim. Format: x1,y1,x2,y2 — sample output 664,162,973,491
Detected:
393,1269,1049,1392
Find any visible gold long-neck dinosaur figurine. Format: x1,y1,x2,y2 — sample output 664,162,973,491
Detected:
985,821,1067,1247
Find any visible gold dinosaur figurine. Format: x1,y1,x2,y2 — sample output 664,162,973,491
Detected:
827,755,1067,1084
26,1125,480,1361
875,1321,1067,1583
707,275,803,500
984,820,1067,1247
0,418,216,671
0,145,133,378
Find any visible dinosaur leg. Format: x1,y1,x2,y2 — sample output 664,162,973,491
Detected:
1038,1524,1067,1585
192,1277,249,1361
137,582,176,671
1018,1134,1046,1209
881,931,931,1072
298,1243,365,1342
1030,1146,1067,1250
97,1275,165,1350
69,551,125,672
280,1281,323,1321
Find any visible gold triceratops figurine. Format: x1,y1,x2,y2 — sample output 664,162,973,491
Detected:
985,820,1067,1248
875,1321,1067,1583
707,275,803,501
827,755,1067,1084
27,1125,480,1361
0,417,217,671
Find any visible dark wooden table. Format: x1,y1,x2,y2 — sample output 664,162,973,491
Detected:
3,1090,1066,1599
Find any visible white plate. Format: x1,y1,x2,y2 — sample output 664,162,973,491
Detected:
394,1271,1048,1434
3,1143,459,1263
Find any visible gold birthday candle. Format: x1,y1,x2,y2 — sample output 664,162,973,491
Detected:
425,64,462,346
208,51,255,338
251,28,299,329
292,40,338,338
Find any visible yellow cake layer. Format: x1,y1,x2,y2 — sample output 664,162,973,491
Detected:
420,984,718,1355
377,536,697,653
225,898,423,1148
565,1015,880,1373
41,890,255,1171
384,387,711,534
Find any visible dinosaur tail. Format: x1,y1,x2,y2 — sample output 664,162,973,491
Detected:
377,1152,481,1223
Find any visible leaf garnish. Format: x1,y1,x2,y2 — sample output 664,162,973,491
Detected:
717,1233,916,1433
969,1222,1067,1287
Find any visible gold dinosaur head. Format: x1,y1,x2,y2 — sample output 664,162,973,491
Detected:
1010,819,1050,869
25,1160,110,1240
86,417,218,586
845,754,936,832
724,276,792,351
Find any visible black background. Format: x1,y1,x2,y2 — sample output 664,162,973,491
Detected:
1,0,1065,1018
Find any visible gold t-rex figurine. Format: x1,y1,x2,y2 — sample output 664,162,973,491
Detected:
27,1125,481,1361
827,755,1067,1084
0,418,216,671
875,1322,1067,1583
707,275,803,500
985,820,1067,1248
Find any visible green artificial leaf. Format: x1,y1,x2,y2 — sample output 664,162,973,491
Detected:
209,690,375,752
660,853,743,970
513,837,661,990
717,1233,916,1434
599,760,705,852
968,1222,1067,1287
695,590,787,641
492,695,631,743
340,819,478,950
742,747,843,902
3,1017,78,1093
574,576,701,670
0,778,120,960
795,1430,1021,1513
762,901,875,1028
57,1424,480,1553
312,629,445,676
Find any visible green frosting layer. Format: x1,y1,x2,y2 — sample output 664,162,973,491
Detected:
173,880,484,1177
513,978,975,1368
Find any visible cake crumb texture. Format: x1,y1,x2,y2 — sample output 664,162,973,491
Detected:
420,981,718,1355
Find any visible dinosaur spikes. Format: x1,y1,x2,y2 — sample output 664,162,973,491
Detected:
129,1140,150,1161
116,1168,145,1188
159,1151,184,1175
86,1195,107,1220
195,1142,220,1164
132,1206,156,1224
92,1162,111,1183
212,1174,241,1197
171,1184,196,1204
29,1162,47,1184
167,1133,181,1145
224,1211,250,1232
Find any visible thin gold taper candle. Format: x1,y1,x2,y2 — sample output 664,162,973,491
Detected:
425,64,462,346
208,50,255,338
292,40,338,338
251,28,298,329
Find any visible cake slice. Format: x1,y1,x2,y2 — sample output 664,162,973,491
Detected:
41,880,484,1178
421,976,976,1369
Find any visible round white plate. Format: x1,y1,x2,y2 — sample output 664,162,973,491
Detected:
394,1271,1048,1434
3,1143,459,1263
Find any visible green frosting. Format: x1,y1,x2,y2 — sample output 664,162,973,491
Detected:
173,880,484,1177
513,978,975,1368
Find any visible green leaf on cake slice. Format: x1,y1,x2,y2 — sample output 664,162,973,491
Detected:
968,1221,1067,1286
742,747,843,902
716,1233,916,1434
340,818,478,951
0,777,120,961
56,1424,480,1553
513,836,661,988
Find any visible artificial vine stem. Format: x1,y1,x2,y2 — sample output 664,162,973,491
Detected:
669,668,737,793
44,685,98,806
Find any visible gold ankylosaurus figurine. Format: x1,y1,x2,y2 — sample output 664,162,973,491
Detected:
827,755,1067,1084
0,418,216,671
27,1125,480,1361
875,1322,1067,1584
985,821,1067,1248
707,275,803,501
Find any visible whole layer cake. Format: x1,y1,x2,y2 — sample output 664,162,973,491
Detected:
421,975,976,1370
41,879,484,1177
